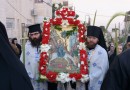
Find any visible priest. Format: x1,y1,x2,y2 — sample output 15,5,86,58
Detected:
20,24,48,90
84,26,109,90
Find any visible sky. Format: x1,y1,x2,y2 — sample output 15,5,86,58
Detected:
68,0,130,31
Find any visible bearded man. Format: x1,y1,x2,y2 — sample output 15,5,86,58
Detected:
84,26,109,90
20,24,47,90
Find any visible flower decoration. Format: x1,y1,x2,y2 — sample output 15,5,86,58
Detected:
68,11,76,17
46,71,58,82
56,73,71,83
39,7,89,83
41,44,51,52
78,42,86,50
61,20,69,27
80,75,89,83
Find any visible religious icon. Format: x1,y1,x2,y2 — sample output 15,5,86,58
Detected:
47,26,80,73
39,7,88,83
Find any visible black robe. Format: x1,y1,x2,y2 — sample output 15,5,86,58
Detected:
109,48,117,66
16,43,22,58
101,49,130,90
0,22,33,90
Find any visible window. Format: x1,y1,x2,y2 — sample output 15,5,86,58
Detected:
35,0,43,3
6,18,15,29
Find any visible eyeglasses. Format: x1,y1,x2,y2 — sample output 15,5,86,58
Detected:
29,32,40,37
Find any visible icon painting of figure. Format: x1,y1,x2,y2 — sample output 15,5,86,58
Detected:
47,27,80,73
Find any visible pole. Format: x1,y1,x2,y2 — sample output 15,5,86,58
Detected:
22,37,26,64
118,22,120,36
21,24,28,65
85,15,90,26
93,10,97,26
115,24,118,54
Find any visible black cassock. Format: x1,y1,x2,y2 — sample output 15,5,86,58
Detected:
109,48,116,66
0,22,33,90
101,49,130,90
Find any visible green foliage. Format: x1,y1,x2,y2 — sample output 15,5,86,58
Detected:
52,3,63,18
54,26,77,37
52,3,63,11
66,27,77,37
118,36,126,43
37,77,46,82
54,25,62,31
74,14,79,19
44,17,47,20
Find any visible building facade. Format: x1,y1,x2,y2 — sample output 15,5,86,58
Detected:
34,0,52,23
0,0,52,43
0,0,34,40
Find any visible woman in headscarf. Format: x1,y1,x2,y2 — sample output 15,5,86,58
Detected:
0,22,33,90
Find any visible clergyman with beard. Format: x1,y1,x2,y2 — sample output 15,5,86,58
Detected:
20,24,47,90
84,26,109,90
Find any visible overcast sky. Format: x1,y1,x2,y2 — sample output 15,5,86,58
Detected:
68,0,130,31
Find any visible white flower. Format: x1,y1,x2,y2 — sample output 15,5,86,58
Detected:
41,67,44,70
80,74,89,83
56,15,61,18
82,54,86,58
44,34,48,37
45,22,49,25
41,44,51,52
56,73,71,83
61,20,69,27
54,19,57,22
77,37,79,41
84,31,87,36
81,26,84,29
55,3,59,8
81,35,84,37
81,61,84,65
78,63,81,68
84,66,87,70
78,43,86,50
71,77,76,82
69,16,75,18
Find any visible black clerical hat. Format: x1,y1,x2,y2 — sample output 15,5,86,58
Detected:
87,26,101,38
28,24,41,33
127,36,130,43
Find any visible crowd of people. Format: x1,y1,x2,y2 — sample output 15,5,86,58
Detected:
1,21,130,90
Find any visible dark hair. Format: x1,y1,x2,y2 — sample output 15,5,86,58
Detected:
12,38,17,44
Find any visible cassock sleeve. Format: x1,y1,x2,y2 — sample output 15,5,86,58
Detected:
101,54,129,90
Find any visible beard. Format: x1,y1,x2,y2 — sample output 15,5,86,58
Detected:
86,41,97,50
29,35,42,47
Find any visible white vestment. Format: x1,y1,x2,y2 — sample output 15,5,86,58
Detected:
87,45,109,90
76,45,109,90
20,41,47,90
